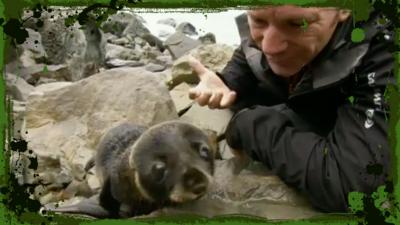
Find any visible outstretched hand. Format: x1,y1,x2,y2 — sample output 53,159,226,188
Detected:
188,56,236,109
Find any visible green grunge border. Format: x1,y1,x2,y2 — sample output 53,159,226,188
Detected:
0,0,399,224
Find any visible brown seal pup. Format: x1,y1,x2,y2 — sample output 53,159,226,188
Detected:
47,120,215,218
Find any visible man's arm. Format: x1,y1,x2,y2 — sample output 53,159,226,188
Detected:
225,40,396,212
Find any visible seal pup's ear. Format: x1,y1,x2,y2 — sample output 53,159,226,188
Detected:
202,129,221,159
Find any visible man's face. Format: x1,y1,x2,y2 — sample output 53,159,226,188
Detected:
248,5,350,77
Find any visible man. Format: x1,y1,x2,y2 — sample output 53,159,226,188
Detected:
188,5,395,212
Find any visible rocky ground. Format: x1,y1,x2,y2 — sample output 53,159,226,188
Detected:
5,7,321,220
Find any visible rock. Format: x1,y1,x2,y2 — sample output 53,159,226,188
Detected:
133,36,147,48
198,32,216,44
164,32,201,59
176,22,198,36
5,28,47,76
141,33,166,52
141,46,163,63
29,64,72,84
105,58,145,68
5,73,35,101
81,20,106,78
11,100,27,139
23,67,178,203
32,82,73,96
169,83,194,113
155,54,173,68
145,63,166,72
156,25,175,40
122,14,151,38
109,37,131,46
105,43,142,61
179,104,233,136
157,18,177,28
101,11,138,37
168,44,235,89
31,16,105,81
218,140,235,160
39,17,70,65
104,32,119,43
21,28,47,63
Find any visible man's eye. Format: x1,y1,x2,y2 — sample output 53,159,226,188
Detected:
251,18,267,27
289,20,305,27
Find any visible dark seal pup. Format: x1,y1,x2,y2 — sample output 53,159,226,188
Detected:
46,120,215,218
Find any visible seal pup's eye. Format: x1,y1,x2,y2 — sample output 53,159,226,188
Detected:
190,142,210,159
199,146,210,159
152,161,167,183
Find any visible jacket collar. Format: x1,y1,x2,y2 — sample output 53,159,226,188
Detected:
307,16,370,90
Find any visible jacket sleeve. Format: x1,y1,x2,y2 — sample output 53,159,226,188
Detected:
219,43,258,95
225,39,396,212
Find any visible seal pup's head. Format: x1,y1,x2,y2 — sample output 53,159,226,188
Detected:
129,120,215,204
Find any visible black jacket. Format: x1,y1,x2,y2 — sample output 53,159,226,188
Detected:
222,12,396,212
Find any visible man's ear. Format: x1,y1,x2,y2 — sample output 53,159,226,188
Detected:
338,9,351,22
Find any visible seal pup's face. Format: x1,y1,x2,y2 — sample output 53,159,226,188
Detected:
129,121,215,204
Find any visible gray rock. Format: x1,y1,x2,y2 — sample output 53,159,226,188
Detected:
104,33,119,43
105,43,142,61
145,63,166,72
81,20,106,78
109,37,131,46
155,54,173,68
122,14,151,38
32,82,73,95
169,83,194,113
101,11,138,37
141,46,163,63
11,100,27,139
157,18,177,28
141,33,166,52
28,64,72,84
105,58,145,68
164,32,201,59
198,32,216,44
5,73,35,101
176,22,198,36
21,28,47,62
39,18,69,65
179,104,233,136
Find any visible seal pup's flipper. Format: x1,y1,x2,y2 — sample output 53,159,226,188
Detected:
43,194,111,219
99,177,121,218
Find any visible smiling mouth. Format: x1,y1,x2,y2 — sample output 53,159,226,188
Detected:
267,57,290,65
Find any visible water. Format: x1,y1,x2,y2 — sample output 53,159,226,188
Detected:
134,9,246,46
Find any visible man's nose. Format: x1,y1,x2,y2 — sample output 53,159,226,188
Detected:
260,26,288,55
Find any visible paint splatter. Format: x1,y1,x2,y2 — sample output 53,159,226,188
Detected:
351,28,365,43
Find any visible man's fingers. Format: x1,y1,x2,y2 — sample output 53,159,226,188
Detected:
197,90,212,106
188,88,200,100
208,91,223,109
188,56,208,77
220,91,237,108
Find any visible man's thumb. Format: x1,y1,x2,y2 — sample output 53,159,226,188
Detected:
188,55,207,77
